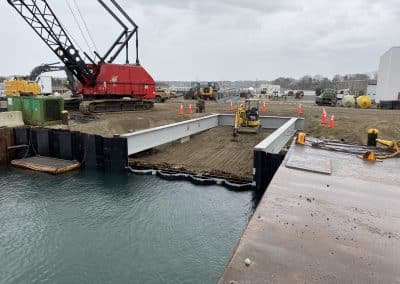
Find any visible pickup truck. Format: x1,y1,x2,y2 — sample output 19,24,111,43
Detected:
155,88,171,103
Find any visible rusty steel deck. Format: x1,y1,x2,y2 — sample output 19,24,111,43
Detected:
219,142,400,284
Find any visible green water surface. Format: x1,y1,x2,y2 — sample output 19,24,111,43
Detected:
0,169,255,284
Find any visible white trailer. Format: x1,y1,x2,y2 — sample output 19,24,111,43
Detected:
367,83,377,103
376,47,400,103
0,83,5,97
259,84,281,96
37,75,53,95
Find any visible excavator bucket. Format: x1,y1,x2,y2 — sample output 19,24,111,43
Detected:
238,125,261,134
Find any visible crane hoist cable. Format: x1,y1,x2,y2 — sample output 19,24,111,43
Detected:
72,0,99,54
64,0,95,58
61,23,85,58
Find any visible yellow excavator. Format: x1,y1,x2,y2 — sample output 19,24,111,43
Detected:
4,76,41,96
3,63,67,96
233,99,261,137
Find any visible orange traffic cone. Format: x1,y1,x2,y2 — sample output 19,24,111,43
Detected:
188,104,193,115
328,114,335,128
229,100,233,112
321,108,327,124
178,104,184,115
297,104,303,115
262,101,267,112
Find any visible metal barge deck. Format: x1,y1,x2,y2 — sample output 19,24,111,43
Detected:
218,142,400,284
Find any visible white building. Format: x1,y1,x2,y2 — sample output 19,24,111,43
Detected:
259,84,281,96
376,47,400,103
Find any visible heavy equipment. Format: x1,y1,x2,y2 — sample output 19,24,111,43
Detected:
29,62,67,82
295,90,304,99
29,62,75,95
4,76,41,96
315,89,337,106
4,63,69,97
8,0,155,114
233,99,261,137
185,82,220,100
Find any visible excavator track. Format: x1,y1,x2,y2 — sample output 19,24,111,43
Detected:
79,99,154,115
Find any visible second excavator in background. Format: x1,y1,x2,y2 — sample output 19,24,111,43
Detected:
185,82,221,100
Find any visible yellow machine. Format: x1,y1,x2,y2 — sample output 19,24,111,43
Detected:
185,82,220,100
377,139,399,152
233,99,261,136
4,76,41,96
364,139,400,160
199,85,215,100
363,128,400,160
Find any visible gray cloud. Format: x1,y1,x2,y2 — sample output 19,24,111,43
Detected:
122,0,299,14
0,0,399,80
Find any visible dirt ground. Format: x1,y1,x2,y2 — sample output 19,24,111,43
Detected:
61,97,400,179
130,127,273,181
65,102,204,137
65,97,400,145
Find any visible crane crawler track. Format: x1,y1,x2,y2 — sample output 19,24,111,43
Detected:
79,99,154,114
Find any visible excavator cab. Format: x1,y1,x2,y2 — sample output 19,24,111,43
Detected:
233,99,261,136
245,99,260,126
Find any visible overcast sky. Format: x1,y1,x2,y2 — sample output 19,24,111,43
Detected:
1,0,399,81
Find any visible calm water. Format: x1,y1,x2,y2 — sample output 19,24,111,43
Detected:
0,168,255,284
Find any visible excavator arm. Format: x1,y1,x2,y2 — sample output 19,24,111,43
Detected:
29,63,77,96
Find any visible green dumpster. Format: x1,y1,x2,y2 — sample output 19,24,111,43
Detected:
7,96,23,112
8,96,64,126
